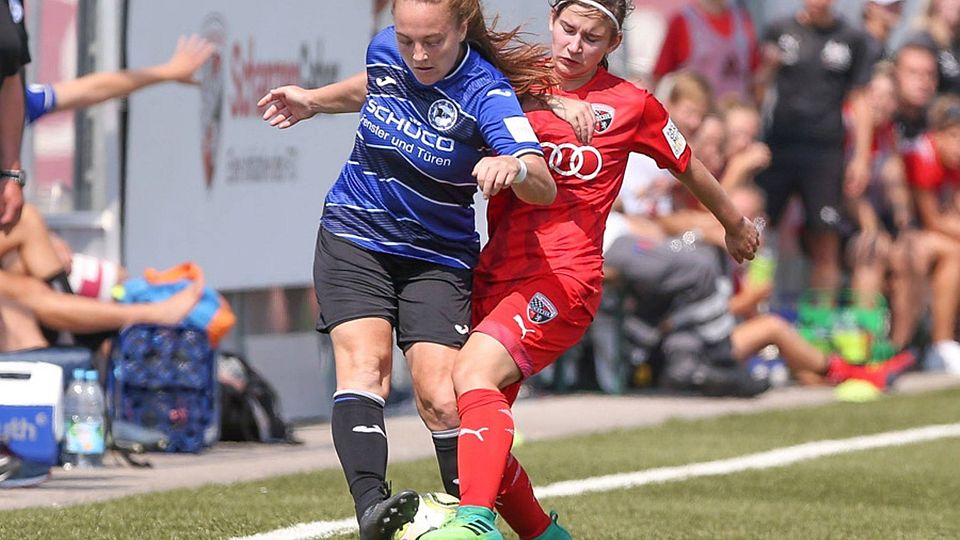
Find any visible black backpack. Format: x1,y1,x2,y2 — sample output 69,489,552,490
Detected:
217,352,301,444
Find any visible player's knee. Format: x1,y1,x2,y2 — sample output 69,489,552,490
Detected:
415,392,459,430
335,356,390,398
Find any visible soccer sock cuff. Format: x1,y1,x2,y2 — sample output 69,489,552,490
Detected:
431,428,460,498
331,390,389,517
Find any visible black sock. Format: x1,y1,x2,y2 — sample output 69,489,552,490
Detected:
431,428,460,498
40,271,75,345
331,390,389,518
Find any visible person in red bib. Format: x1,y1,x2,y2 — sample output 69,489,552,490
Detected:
423,1,760,539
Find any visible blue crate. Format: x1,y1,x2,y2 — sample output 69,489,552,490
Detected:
107,325,218,453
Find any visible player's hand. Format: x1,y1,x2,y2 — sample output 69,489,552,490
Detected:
258,86,317,129
724,216,760,264
0,180,24,230
547,96,594,145
164,35,215,84
844,154,870,198
473,156,522,199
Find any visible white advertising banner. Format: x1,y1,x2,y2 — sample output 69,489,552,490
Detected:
124,1,371,290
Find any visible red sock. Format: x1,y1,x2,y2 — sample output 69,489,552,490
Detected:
457,389,515,509
496,454,552,539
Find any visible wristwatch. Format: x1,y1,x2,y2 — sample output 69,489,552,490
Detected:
0,169,26,188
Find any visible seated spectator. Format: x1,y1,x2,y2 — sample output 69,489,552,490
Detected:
652,0,760,105
0,204,201,351
719,101,770,190
907,0,960,94
893,41,940,145
619,71,713,219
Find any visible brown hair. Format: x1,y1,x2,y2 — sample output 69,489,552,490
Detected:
667,70,714,111
550,0,633,68
394,0,555,97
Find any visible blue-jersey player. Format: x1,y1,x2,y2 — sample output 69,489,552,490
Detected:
257,1,561,538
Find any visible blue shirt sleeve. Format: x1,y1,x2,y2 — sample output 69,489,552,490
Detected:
476,81,542,158
25,83,57,124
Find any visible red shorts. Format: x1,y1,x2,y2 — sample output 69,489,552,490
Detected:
472,273,601,403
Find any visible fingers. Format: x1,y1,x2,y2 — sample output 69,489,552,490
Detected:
257,90,278,109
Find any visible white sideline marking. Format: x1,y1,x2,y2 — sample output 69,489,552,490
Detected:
231,423,960,540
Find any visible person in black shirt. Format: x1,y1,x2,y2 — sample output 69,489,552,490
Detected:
861,0,904,62
755,0,875,292
0,0,28,228
908,0,960,94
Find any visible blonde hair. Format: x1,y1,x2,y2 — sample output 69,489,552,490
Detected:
394,0,555,97
665,70,714,110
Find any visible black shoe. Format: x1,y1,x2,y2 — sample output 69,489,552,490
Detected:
698,365,770,398
358,488,419,540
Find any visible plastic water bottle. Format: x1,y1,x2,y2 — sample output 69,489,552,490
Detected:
63,369,106,468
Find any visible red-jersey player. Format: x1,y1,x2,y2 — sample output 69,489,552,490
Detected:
424,1,760,540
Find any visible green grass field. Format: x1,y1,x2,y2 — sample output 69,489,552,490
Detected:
3,388,959,540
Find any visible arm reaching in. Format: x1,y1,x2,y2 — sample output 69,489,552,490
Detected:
51,35,215,111
258,72,368,129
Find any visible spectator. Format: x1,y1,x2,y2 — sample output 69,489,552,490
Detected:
894,41,940,144
0,0,28,229
719,100,770,190
909,0,960,94
619,71,712,218
756,0,876,292
652,0,760,104
862,0,905,61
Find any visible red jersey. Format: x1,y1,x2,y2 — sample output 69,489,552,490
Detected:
475,68,692,292
904,133,960,207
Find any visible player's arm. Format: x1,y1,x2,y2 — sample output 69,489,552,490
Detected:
51,35,214,111
0,71,25,226
258,72,367,129
474,153,555,205
913,187,960,240
673,157,758,263
521,94,593,144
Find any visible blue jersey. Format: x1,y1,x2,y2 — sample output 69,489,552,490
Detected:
321,26,543,270
25,83,56,124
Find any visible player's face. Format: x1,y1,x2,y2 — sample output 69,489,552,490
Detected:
394,0,468,85
549,5,621,86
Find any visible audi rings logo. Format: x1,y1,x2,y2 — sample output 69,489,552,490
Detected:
542,142,603,181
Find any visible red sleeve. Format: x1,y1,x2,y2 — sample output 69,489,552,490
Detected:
652,14,690,79
632,94,692,174
904,148,942,190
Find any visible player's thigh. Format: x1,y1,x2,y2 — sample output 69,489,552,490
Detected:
394,261,472,351
472,274,599,382
313,226,398,333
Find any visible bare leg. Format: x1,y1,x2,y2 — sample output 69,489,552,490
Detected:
887,235,923,348
922,232,960,343
0,298,48,351
731,314,828,385
0,270,202,333
0,204,67,279
805,228,842,292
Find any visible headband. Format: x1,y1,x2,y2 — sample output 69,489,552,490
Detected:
552,0,621,33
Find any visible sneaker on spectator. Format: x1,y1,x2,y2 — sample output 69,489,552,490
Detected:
929,341,960,375
0,459,50,489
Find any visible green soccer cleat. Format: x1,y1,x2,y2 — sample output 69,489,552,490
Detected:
531,511,571,540
419,505,503,539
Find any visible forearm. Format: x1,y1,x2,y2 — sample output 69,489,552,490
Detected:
0,73,25,169
307,71,368,115
52,67,172,111
673,157,743,231
511,155,556,205
850,90,873,164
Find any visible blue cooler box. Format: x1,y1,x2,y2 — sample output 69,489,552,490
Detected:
0,362,63,465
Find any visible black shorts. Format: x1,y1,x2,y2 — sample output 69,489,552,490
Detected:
756,142,845,231
313,226,472,350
